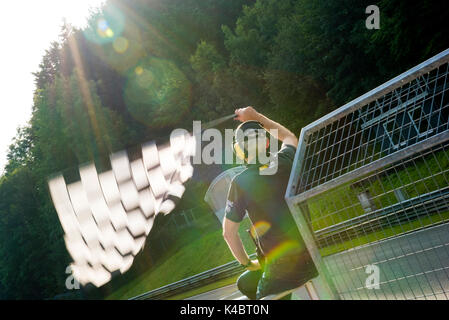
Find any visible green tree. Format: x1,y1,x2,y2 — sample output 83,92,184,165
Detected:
4,126,33,174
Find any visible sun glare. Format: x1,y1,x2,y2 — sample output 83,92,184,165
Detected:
0,0,106,173
58,0,106,28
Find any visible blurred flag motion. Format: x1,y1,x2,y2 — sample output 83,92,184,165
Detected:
48,131,196,287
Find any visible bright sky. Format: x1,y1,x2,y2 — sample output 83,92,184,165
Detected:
0,0,105,174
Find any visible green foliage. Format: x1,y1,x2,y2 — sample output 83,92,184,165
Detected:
4,126,33,174
366,0,449,79
32,41,61,91
124,57,191,128
191,41,226,83
0,167,70,298
1,0,448,299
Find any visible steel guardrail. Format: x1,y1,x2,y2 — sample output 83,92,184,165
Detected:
129,253,256,300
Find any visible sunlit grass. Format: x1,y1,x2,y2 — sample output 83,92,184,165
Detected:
106,216,254,300
309,147,449,231
308,147,449,256
320,209,449,257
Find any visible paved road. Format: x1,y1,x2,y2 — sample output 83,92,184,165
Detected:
185,284,246,300
187,223,449,300
186,282,312,300
324,223,449,300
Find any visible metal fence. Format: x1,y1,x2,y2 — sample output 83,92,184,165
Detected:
285,48,449,300
130,257,252,300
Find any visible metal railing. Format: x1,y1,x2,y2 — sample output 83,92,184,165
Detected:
129,254,256,300
286,48,449,300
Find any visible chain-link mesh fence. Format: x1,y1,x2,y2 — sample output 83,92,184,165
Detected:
286,49,449,300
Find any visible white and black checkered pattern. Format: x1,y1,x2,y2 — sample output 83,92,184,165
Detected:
48,132,195,287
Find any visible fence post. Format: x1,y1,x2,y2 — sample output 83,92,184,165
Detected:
285,48,449,300
286,199,340,300
285,128,340,300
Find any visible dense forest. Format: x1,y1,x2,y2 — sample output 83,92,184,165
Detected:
0,0,448,299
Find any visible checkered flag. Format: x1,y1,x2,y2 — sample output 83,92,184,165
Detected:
48,131,195,287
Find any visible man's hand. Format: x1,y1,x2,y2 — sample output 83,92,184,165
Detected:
234,106,259,122
234,105,298,147
246,259,262,271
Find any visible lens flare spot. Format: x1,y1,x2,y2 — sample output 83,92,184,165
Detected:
135,68,155,89
97,18,108,31
135,66,143,75
265,240,302,264
96,18,115,38
84,5,125,45
105,29,114,38
124,57,191,128
250,221,271,238
113,37,129,53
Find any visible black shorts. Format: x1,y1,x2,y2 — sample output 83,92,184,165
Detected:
237,253,318,299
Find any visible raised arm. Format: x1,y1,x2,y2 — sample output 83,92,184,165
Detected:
234,106,298,148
